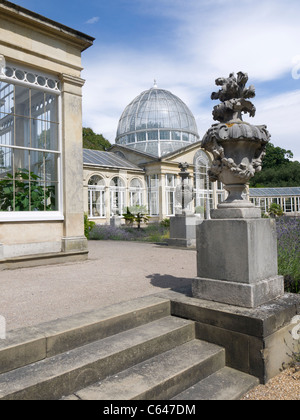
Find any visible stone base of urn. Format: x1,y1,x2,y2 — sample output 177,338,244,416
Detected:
192,209,284,308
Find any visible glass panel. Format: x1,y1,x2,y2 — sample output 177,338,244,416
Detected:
88,175,105,186
31,119,58,150
182,132,189,142
14,86,30,117
137,132,146,142
166,174,175,187
31,89,45,119
147,130,158,141
128,134,135,143
44,182,58,211
167,191,175,215
15,116,30,148
160,130,170,140
171,131,181,140
0,146,12,178
89,189,105,217
0,82,14,115
45,94,58,123
30,150,45,181
0,113,14,146
45,153,58,182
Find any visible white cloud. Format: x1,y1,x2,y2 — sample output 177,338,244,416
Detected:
81,0,300,161
85,16,99,24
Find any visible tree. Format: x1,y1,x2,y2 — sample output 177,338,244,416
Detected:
262,143,293,169
83,128,111,151
250,143,300,187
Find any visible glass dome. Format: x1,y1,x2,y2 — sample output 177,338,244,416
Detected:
116,84,200,157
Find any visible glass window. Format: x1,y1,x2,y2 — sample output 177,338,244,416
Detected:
147,175,159,216
171,131,181,141
130,178,143,207
147,130,158,141
0,79,60,214
160,130,170,140
165,174,176,216
110,176,125,216
182,132,189,142
88,176,105,218
194,150,215,218
137,132,146,142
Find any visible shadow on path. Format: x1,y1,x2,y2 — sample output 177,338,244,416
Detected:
146,273,193,295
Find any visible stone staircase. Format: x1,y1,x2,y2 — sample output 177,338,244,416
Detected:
0,295,259,400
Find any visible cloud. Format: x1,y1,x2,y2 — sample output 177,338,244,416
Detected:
81,0,300,161
85,16,99,24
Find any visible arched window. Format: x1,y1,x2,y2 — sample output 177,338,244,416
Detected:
165,174,177,216
194,150,213,218
110,176,126,216
130,178,143,207
88,175,105,218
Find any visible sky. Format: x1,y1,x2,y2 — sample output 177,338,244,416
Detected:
10,0,300,161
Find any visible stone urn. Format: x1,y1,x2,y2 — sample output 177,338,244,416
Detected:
202,72,270,209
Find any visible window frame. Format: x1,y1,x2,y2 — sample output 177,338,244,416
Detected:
0,63,63,222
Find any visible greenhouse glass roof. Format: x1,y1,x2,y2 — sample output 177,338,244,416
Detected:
83,149,142,171
116,84,200,157
249,187,300,197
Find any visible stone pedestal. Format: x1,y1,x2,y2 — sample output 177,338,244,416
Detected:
61,236,88,253
192,210,284,308
167,214,202,248
110,216,122,228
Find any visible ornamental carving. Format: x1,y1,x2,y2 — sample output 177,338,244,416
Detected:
202,72,271,208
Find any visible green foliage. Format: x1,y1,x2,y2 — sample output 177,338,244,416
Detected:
160,218,170,228
262,142,293,169
250,161,300,187
0,169,55,211
250,143,300,187
276,218,300,294
84,214,96,239
123,205,149,229
269,203,284,218
83,128,111,151
122,207,135,225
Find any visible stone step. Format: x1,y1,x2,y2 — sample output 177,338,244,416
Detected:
69,340,225,400
0,316,195,400
172,367,260,400
0,295,171,375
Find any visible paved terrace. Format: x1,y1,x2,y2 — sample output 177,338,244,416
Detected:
0,241,196,332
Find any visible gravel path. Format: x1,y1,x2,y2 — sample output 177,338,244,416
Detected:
0,241,196,332
241,368,300,400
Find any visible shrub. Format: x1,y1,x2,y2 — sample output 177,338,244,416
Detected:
84,214,96,239
276,217,300,293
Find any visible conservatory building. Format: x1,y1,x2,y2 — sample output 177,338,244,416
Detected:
0,1,94,265
84,84,225,223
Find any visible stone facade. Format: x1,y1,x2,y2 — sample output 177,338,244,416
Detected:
0,1,94,260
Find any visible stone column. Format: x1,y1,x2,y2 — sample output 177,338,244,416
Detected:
60,73,88,253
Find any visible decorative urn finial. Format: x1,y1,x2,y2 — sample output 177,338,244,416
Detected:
202,72,270,209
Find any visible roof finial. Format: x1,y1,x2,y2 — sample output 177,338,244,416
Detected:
153,79,158,89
